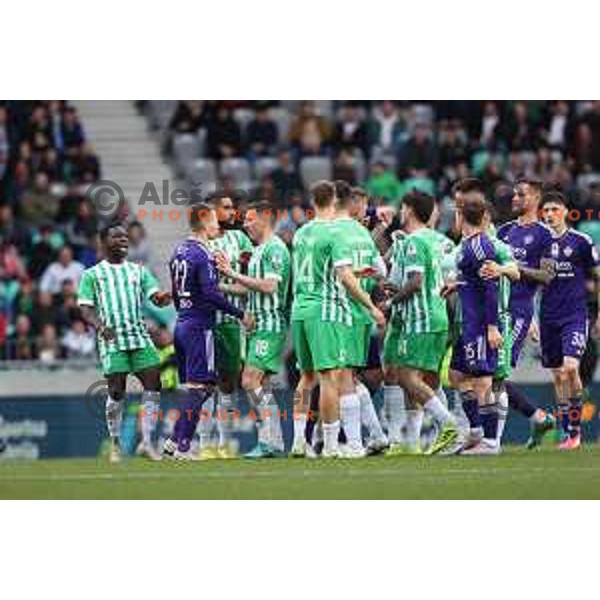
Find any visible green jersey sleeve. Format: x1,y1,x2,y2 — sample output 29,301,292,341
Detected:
331,235,353,269
140,265,160,299
77,269,96,306
236,230,254,254
493,238,515,266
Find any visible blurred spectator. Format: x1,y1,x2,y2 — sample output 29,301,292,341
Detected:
169,101,207,134
31,291,57,333
505,101,536,151
333,103,369,157
333,148,358,185
545,101,571,150
397,123,438,179
289,101,331,156
20,172,59,225
64,199,97,255
37,323,61,363
369,101,406,154
365,161,403,205
0,204,30,254
8,314,34,360
270,149,303,207
61,106,85,156
0,106,8,181
206,105,242,159
128,221,151,264
61,318,95,359
246,103,278,157
73,142,101,183
39,246,84,294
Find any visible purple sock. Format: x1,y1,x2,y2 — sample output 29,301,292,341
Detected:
176,387,212,452
505,381,535,419
480,404,498,441
460,390,481,429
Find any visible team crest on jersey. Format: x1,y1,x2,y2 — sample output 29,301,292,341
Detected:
406,242,417,257
563,246,573,257
523,234,534,245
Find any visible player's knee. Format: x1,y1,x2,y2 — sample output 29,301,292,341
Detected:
563,358,579,376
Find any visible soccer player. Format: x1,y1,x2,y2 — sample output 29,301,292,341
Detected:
386,190,458,455
539,190,600,449
204,194,254,458
77,222,172,463
215,201,291,458
163,203,254,460
489,178,556,446
449,191,503,454
332,181,388,457
290,181,385,458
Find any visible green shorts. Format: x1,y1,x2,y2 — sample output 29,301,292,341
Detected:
100,344,161,376
348,322,371,368
397,331,448,373
215,323,245,377
383,325,404,367
495,318,513,381
246,330,287,374
292,319,353,372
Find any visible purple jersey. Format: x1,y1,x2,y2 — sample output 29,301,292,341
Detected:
452,232,499,376
540,229,599,323
497,220,553,318
169,238,244,328
456,232,499,331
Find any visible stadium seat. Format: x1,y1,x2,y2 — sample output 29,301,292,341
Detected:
220,157,252,189
186,158,217,188
271,107,292,144
233,108,255,133
300,156,333,188
173,133,200,177
577,172,600,190
254,156,279,180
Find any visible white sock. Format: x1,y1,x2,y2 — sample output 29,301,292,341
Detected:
216,393,233,447
267,392,283,451
252,388,272,446
323,420,340,454
424,395,453,426
141,390,160,448
105,396,124,441
313,419,324,445
340,392,362,448
197,395,215,448
436,386,449,407
497,390,509,443
405,409,424,449
384,385,406,444
293,412,307,448
356,382,386,442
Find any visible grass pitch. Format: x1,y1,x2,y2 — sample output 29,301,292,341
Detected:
1,445,600,499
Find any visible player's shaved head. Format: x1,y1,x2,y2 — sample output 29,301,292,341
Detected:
311,180,336,209
402,190,435,224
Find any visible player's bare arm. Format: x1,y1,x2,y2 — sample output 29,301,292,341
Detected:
479,260,521,282
390,271,422,302
336,264,385,327
79,304,115,341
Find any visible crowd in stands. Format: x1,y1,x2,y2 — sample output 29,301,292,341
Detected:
0,101,154,363
158,100,600,236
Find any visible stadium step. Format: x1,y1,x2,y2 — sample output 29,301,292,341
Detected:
74,101,183,283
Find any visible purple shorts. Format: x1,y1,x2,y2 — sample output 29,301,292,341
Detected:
450,331,497,377
510,311,532,368
174,321,216,384
540,316,588,369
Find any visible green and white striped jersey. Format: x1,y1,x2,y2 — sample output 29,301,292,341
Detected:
247,234,291,333
77,260,159,352
209,229,253,325
399,227,448,334
388,234,406,325
291,219,353,325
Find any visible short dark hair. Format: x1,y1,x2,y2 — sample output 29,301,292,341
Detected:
452,177,485,198
99,220,124,241
334,180,353,208
311,180,335,209
402,190,435,224
461,195,487,226
188,202,212,231
351,186,368,200
540,190,567,209
248,200,276,224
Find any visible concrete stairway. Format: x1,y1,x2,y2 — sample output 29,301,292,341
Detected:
74,100,185,283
